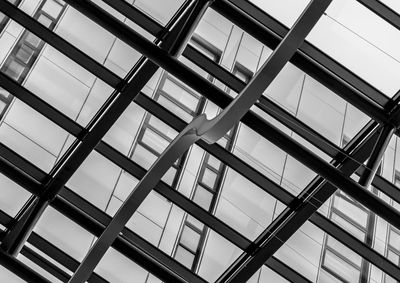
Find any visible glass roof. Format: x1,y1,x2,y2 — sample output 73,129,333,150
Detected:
0,0,399,282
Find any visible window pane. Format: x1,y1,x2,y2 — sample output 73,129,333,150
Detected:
323,250,361,283
174,246,195,270
193,185,213,211
180,226,201,253
142,128,169,155
201,168,218,189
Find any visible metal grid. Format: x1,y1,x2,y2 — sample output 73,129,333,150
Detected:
0,0,398,282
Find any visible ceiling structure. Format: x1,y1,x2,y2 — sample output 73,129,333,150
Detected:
0,0,399,282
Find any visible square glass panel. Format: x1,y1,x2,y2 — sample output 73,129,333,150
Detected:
25,32,42,48
174,246,195,270
201,168,218,190
323,250,361,283
193,185,213,211
161,78,199,112
3,60,25,81
142,128,169,155
37,14,53,28
389,229,400,250
42,0,64,19
15,44,34,64
180,225,201,253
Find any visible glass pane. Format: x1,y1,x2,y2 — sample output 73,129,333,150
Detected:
193,185,213,211
142,128,169,154
323,250,361,282
201,168,218,189
174,246,195,270
180,225,201,252
162,78,199,111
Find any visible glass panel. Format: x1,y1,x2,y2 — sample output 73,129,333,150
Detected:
142,128,169,155
175,246,195,270
180,225,201,253
323,250,361,282
132,145,158,170
201,168,218,189
333,195,368,227
133,0,186,25
161,78,200,112
42,0,63,19
326,236,362,267
248,0,311,28
33,207,94,261
15,45,34,64
389,229,400,250
193,185,213,211
206,154,221,170
95,248,150,283
198,230,242,282
0,173,31,217
186,215,204,231
4,60,25,81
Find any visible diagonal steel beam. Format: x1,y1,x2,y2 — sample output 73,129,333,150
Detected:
68,1,331,281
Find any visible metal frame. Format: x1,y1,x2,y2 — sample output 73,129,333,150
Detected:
0,0,399,282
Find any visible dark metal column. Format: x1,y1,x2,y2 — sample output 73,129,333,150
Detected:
359,125,395,188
